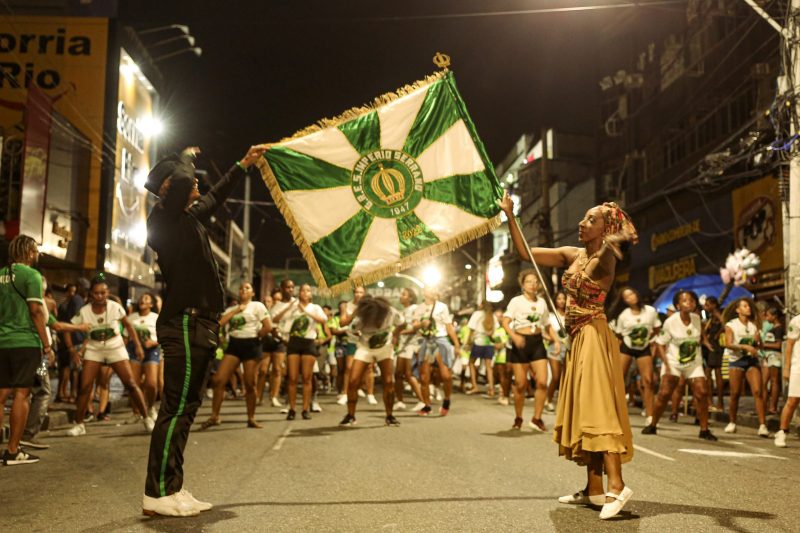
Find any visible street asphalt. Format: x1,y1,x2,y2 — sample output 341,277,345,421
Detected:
3,388,799,532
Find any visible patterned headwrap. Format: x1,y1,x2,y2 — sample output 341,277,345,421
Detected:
600,202,639,244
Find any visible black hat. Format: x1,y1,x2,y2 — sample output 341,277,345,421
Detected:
145,152,195,197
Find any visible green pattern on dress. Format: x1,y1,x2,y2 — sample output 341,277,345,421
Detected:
678,340,699,365
290,315,311,337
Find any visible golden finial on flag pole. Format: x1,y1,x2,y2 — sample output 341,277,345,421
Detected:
433,52,451,71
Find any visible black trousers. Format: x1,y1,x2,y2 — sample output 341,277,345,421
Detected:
145,314,219,498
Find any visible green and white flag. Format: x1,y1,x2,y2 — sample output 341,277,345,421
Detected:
257,71,502,294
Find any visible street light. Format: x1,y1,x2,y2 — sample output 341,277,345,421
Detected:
422,265,442,287
154,47,202,62
138,24,190,35
149,35,196,48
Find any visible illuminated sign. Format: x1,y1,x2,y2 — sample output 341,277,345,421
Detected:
650,219,701,253
648,254,697,290
105,48,157,286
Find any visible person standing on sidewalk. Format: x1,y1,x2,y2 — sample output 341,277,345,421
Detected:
0,236,58,465
141,144,267,517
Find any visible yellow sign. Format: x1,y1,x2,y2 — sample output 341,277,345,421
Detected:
732,176,783,273
651,219,701,252
0,16,108,268
649,254,697,290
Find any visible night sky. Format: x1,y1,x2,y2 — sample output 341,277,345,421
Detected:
119,0,684,269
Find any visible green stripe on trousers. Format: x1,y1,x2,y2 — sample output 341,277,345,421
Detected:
159,313,192,497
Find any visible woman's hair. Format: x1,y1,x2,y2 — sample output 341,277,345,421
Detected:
270,288,282,298
355,295,392,330
672,289,699,309
620,286,641,308
705,296,719,308
89,273,108,292
7,234,37,265
722,297,762,329
403,287,418,305
766,306,783,320
138,292,160,314
481,300,494,332
554,291,567,311
517,268,539,288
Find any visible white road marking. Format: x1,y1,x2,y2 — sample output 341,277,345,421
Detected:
677,449,788,460
634,444,676,461
272,427,292,451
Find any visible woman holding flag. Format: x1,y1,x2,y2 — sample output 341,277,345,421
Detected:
500,193,637,520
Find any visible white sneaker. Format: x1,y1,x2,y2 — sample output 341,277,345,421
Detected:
544,402,555,413
411,401,426,412
558,490,605,506
271,396,283,408
724,422,737,433
121,414,141,425
394,401,407,411
357,389,366,398
758,424,770,438
435,388,444,402
498,396,509,406
205,388,213,400
143,417,155,433
66,423,86,437
336,394,348,406
599,486,633,520
142,493,200,517
311,402,322,413
774,429,787,448
177,488,213,512
641,410,647,417
366,394,378,405
646,416,653,426
149,406,159,420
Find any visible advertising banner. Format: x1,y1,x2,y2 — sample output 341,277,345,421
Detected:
105,48,157,286
0,15,108,267
731,175,783,274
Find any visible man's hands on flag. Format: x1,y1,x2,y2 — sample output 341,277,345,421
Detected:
240,144,270,168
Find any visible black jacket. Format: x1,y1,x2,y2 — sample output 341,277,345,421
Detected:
147,164,245,325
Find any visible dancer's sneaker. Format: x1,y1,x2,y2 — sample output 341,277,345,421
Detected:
774,429,787,447
393,401,407,411
366,394,378,405
411,401,426,412
286,409,296,421
271,396,283,408
641,425,657,435
177,489,213,511
544,402,555,413
143,416,155,433
512,417,523,430
336,394,348,406
435,388,444,402
357,389,366,398
19,438,50,450
758,424,770,438
142,493,199,517
698,429,717,441
558,489,605,506
149,406,159,420
599,486,633,520
385,415,401,427
66,423,86,437
311,402,322,413
418,405,432,416
122,414,141,425
2,448,39,465
645,416,653,426
724,422,737,433
339,414,356,427
529,418,546,432
301,410,311,420
497,396,509,406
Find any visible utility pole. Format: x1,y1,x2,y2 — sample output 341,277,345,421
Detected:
742,0,798,315
789,0,800,316
540,127,553,247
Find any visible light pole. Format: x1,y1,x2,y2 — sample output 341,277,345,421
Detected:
154,47,202,62
138,24,190,35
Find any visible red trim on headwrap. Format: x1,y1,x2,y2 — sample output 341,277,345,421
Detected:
600,202,638,244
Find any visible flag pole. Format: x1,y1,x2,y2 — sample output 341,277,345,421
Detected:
508,213,567,335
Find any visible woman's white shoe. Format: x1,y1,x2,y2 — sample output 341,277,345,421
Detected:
599,486,633,519
558,490,606,506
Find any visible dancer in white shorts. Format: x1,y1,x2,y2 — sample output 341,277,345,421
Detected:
641,290,716,441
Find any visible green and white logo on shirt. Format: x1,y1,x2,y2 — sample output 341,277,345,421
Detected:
290,315,311,337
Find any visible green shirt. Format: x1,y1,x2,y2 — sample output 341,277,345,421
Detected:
0,264,44,349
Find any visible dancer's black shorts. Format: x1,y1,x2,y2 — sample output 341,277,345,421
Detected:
226,337,262,361
508,334,546,364
286,337,318,357
620,343,651,358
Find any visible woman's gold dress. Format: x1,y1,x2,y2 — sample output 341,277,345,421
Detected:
553,257,634,466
